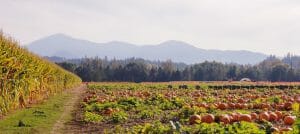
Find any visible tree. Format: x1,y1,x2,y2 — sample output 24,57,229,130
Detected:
171,70,181,81
123,63,147,82
227,65,237,80
57,62,76,73
270,64,288,82
56,55,300,82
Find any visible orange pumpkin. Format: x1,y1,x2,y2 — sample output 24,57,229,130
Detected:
284,116,296,125
259,112,270,121
284,102,293,110
230,113,240,122
228,103,235,109
220,114,230,124
202,114,215,124
241,103,248,109
218,103,227,110
269,112,278,122
250,113,258,121
275,111,282,120
238,98,245,103
276,104,284,110
261,103,271,110
239,114,252,122
189,114,201,125
253,104,261,109
235,103,242,109
103,108,114,115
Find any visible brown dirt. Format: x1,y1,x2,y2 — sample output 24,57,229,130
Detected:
60,87,109,134
50,85,86,134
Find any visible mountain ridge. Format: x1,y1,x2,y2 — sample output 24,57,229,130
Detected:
26,34,268,64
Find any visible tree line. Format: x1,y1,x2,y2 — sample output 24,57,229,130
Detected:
56,54,300,82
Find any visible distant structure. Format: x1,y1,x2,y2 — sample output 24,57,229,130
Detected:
240,78,251,82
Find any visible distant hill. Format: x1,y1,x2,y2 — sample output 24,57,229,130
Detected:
26,34,267,64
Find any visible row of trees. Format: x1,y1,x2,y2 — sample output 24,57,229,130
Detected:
56,54,300,82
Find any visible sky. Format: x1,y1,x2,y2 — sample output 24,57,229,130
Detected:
0,0,300,56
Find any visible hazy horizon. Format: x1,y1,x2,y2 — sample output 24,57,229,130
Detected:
1,0,300,56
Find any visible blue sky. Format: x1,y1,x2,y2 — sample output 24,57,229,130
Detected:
1,0,300,56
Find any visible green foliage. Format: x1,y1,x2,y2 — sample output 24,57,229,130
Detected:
159,101,176,110
178,106,205,119
83,83,300,134
84,111,103,123
268,96,282,104
85,102,118,112
118,97,141,111
139,110,155,119
171,97,184,108
187,122,264,134
131,122,172,134
111,111,128,123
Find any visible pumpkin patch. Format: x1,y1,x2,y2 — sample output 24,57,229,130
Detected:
78,82,300,133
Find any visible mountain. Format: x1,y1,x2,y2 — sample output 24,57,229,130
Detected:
26,34,267,64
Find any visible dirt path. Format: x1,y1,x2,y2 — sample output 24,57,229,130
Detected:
50,85,86,134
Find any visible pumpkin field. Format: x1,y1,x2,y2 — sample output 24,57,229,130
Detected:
63,82,300,134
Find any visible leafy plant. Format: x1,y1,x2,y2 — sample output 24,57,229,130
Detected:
111,111,128,123
84,111,103,123
139,110,155,119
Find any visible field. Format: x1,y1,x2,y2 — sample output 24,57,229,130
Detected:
1,31,300,134
0,33,81,117
66,82,300,134
0,32,82,133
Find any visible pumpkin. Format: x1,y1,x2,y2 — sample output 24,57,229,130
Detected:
189,114,201,125
261,103,271,110
230,113,240,122
276,104,284,110
228,102,235,109
250,113,258,121
238,98,245,103
218,103,227,110
235,103,242,109
275,111,282,120
253,104,261,109
268,112,278,121
284,116,296,125
202,114,215,124
284,102,293,110
103,108,114,115
239,114,252,122
220,114,230,124
241,103,248,109
259,112,270,121
247,103,253,109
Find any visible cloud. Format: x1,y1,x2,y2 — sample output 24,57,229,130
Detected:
1,0,300,56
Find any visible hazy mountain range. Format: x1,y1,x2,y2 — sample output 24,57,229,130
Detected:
26,34,268,64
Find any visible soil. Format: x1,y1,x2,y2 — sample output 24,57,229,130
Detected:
50,85,86,134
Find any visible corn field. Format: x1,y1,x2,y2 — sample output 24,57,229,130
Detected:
0,32,82,116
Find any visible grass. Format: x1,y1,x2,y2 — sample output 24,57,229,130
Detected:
0,92,71,134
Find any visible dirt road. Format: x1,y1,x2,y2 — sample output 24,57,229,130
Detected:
50,85,86,134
